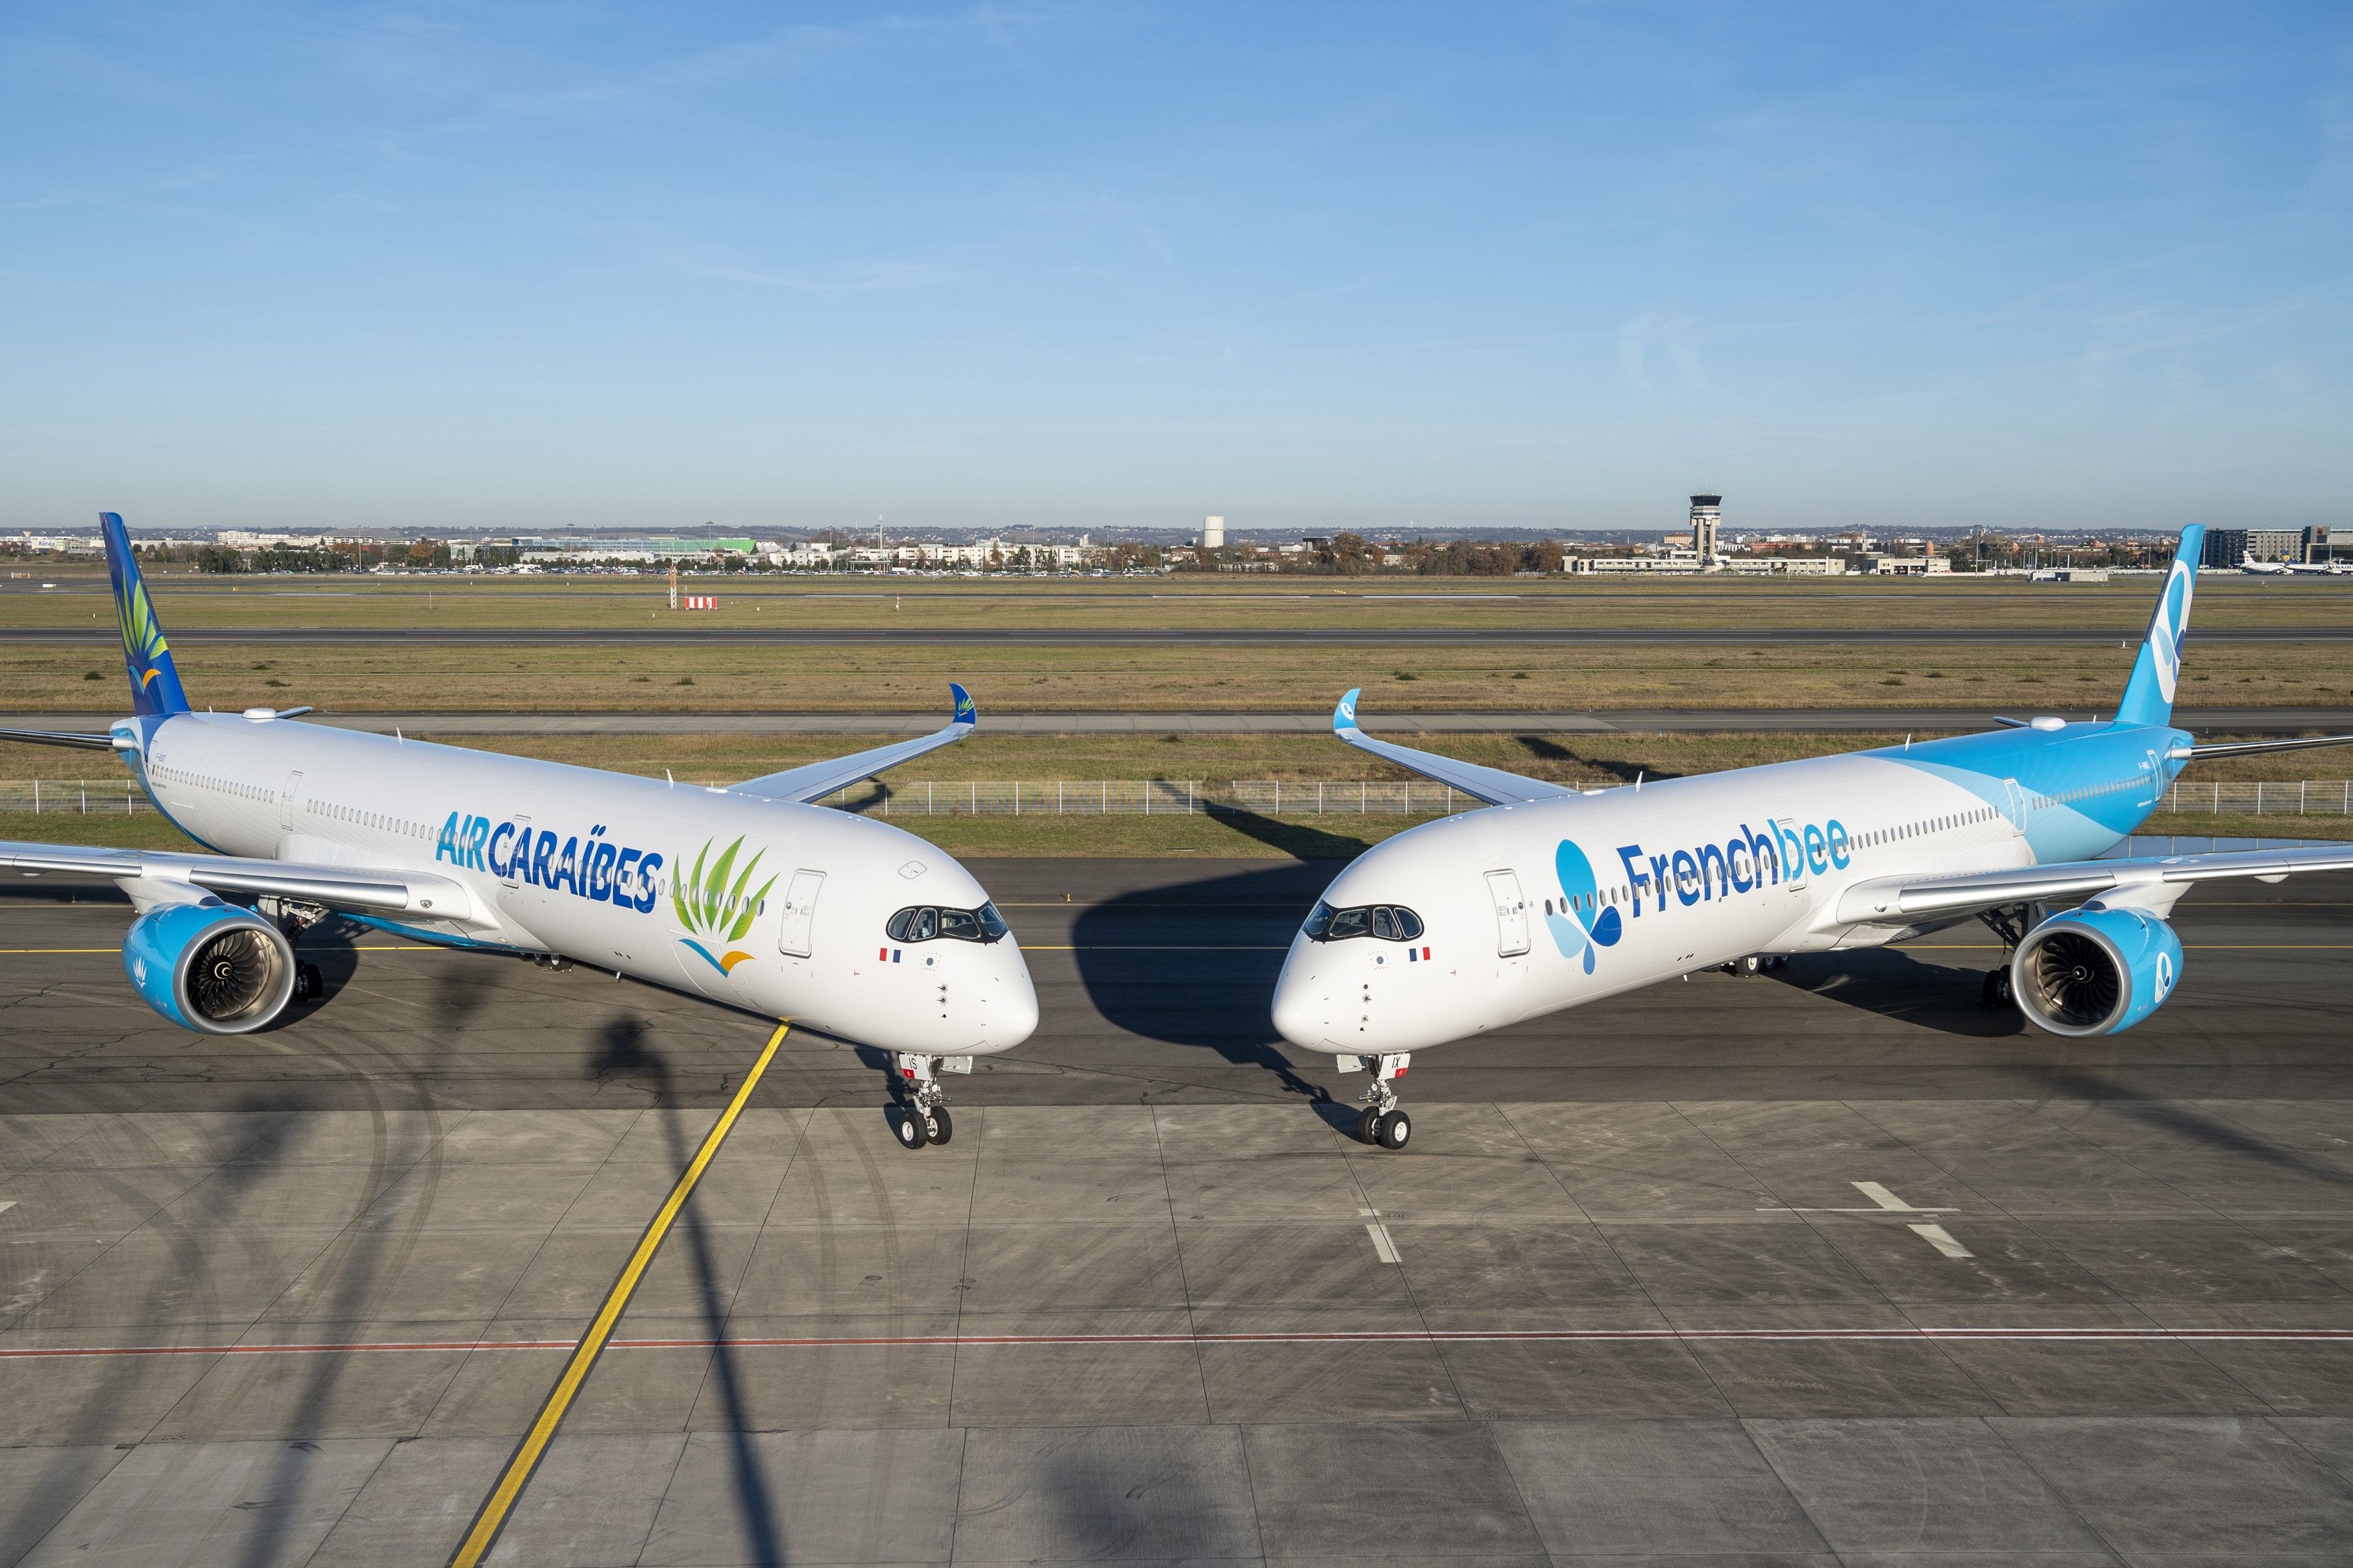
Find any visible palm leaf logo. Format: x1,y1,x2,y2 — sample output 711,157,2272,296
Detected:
674,836,776,975
119,579,168,667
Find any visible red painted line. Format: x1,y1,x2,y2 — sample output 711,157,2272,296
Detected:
8,1326,2353,1360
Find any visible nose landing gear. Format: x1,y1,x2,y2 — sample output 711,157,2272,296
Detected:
888,1052,969,1151
1342,1053,1413,1150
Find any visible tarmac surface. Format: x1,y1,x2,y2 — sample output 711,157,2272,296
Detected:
12,706,2353,737
7,624,2353,646
6,857,2353,1563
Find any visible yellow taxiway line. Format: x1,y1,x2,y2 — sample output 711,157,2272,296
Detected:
447,1020,789,1568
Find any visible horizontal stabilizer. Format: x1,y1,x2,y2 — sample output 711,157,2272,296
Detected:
0,727,120,751
2169,733,2353,761
1330,688,1574,808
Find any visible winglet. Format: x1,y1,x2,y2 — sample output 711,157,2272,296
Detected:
1334,688,1361,732
950,682,977,728
2114,525,2202,729
99,512,189,717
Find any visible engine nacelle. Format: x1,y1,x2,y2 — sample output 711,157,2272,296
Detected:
122,900,297,1034
2012,906,2182,1037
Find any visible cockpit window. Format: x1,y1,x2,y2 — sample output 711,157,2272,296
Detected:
886,902,1009,945
1302,900,1423,943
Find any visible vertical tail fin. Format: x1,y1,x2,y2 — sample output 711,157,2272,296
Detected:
99,512,189,716
2114,525,2202,729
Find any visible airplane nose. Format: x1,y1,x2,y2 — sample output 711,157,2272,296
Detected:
993,950,1040,1048
1271,945,1324,1051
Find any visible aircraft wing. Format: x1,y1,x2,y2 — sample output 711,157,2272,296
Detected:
731,683,979,804
0,840,480,921
1330,688,1576,808
1835,843,2353,924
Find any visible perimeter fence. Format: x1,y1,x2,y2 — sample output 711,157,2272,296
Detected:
10,777,2353,819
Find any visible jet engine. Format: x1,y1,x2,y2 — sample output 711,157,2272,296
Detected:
122,900,297,1034
2011,906,2182,1037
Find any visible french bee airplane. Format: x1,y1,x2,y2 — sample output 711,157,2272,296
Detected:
1274,525,2353,1150
1,514,1035,1150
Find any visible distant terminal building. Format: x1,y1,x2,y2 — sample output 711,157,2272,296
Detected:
518,535,759,564
1201,516,1225,549
2204,527,2316,567
1688,495,1722,561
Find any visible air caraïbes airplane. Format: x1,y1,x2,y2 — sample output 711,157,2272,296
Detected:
1273,525,2353,1150
1,514,1035,1150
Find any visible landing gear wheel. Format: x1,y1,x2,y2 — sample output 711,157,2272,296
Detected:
295,963,324,1003
1981,967,2014,1007
927,1106,954,1146
1738,954,1763,976
1356,1107,1385,1145
1375,1109,1412,1151
892,1107,929,1150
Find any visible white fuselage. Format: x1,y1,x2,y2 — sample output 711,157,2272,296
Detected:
1272,746,2130,1058
130,712,1038,1055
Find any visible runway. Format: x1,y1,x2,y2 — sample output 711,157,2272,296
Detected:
6,859,2353,1562
6,623,2353,646
11,705,2353,736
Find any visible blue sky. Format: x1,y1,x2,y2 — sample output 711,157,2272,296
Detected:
3,3,2348,534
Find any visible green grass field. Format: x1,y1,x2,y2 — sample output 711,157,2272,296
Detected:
8,562,2353,633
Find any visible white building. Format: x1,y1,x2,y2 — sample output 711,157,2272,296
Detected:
1202,516,1225,549
1570,550,1707,574
1859,553,1952,575
1722,555,1841,575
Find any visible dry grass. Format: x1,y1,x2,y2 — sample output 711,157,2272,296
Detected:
9,639,2353,714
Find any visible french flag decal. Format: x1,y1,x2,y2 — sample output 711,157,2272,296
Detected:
1408,946,1432,961
879,947,903,963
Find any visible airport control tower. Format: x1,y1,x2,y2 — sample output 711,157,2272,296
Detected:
1689,494,1722,561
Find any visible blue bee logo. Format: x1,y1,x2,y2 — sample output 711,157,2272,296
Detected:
1546,839,1624,975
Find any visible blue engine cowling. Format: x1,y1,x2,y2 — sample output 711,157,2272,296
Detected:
2011,906,2182,1037
122,900,297,1034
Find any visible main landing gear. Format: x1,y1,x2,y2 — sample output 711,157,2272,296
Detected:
1345,1053,1413,1150
889,1052,971,1151
1720,954,1788,977
1977,901,2044,1009
260,897,327,1005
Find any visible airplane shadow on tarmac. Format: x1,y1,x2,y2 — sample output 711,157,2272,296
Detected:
1768,945,2029,1039
1071,825,1359,1126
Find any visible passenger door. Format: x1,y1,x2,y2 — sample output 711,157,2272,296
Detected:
280,771,302,833
777,869,824,958
1484,869,1530,956
1773,818,1810,892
